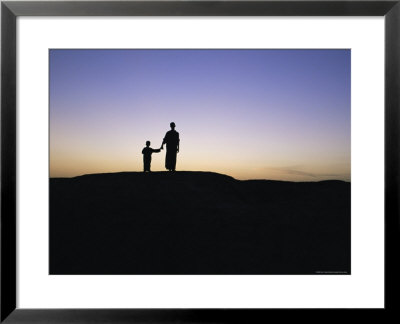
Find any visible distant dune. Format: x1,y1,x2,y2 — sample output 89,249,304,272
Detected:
50,171,350,274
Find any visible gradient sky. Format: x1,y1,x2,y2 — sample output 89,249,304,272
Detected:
50,49,350,181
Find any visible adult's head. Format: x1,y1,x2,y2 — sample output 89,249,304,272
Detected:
170,122,176,130
146,140,150,147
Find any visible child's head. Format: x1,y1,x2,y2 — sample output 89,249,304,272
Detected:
146,141,150,147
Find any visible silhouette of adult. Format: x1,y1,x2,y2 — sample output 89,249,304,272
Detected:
161,122,180,171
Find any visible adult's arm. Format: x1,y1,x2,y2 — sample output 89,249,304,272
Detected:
162,132,168,148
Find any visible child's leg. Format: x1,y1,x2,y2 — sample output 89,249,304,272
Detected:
144,158,151,172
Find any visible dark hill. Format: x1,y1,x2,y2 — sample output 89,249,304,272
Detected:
50,171,350,274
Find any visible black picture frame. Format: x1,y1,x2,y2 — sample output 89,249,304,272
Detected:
1,0,399,322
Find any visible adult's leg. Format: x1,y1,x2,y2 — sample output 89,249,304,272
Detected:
165,149,173,171
171,151,177,171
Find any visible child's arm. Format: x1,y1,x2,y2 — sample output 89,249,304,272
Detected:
152,148,161,153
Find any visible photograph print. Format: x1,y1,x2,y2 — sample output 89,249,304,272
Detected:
50,49,350,275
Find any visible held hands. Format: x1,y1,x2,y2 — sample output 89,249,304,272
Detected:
158,145,179,152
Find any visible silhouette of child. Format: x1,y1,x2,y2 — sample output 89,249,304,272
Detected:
142,141,162,172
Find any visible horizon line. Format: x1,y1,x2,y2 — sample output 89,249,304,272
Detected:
49,170,351,183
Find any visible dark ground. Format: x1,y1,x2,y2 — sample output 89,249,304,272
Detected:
50,171,350,274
